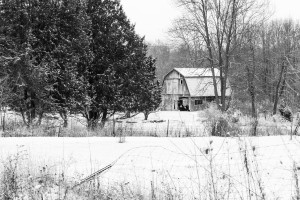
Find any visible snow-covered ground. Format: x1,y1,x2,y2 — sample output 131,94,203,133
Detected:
101,111,297,137
1,110,296,137
108,111,208,137
1,110,299,198
1,136,300,199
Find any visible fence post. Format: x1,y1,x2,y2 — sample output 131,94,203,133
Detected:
2,110,5,132
290,119,293,140
112,116,116,137
166,120,169,137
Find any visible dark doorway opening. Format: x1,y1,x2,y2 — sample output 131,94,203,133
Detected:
178,99,189,111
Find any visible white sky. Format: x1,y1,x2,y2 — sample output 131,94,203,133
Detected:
120,0,300,43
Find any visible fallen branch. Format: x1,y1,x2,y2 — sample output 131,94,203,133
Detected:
71,164,113,189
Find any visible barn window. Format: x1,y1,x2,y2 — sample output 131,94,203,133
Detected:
206,97,215,102
195,100,203,105
180,79,183,84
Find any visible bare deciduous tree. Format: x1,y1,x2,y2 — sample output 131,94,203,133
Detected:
171,0,269,111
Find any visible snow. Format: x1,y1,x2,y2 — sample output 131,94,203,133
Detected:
2,110,296,137
1,110,300,198
174,68,219,77
106,111,208,137
1,136,300,199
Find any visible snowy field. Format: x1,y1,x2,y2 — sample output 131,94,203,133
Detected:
1,110,300,198
1,111,206,137
1,136,300,199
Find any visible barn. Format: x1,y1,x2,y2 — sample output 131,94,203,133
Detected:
161,68,231,111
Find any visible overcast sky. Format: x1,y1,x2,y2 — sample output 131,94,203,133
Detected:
120,0,300,43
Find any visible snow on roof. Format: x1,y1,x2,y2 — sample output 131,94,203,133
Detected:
174,68,220,77
185,77,231,97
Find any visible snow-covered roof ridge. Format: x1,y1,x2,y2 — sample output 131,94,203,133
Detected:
174,67,220,77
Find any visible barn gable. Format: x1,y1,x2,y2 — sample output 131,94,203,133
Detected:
163,70,190,96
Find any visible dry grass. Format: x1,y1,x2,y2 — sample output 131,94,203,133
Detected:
0,108,298,138
0,149,72,200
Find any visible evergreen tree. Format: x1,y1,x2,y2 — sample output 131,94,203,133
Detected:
0,0,43,126
38,0,93,127
137,57,161,120
0,0,92,126
1,0,161,130
84,0,155,128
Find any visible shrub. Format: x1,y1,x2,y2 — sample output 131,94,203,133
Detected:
203,103,245,137
204,103,230,136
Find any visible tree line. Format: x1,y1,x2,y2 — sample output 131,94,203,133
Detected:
0,0,161,129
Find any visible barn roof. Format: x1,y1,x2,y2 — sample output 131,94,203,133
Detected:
174,68,220,77
185,77,231,96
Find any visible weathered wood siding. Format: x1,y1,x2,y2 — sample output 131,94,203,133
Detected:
162,71,190,110
190,97,205,111
163,71,189,95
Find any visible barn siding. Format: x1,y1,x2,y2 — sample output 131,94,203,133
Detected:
162,94,180,110
190,97,206,111
162,71,190,111
163,72,189,95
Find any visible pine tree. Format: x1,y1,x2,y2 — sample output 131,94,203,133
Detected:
83,0,150,128
41,0,93,127
136,57,161,120
0,0,43,126
0,0,92,126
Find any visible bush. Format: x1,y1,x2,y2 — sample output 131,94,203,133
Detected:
203,103,229,136
203,103,245,137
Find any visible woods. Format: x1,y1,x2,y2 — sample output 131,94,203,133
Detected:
0,0,299,132
0,0,161,129
150,0,300,120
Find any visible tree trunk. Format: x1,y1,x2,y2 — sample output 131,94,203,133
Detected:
273,62,286,115
246,35,258,136
2,110,5,132
100,108,108,128
246,66,257,119
37,111,44,126
252,118,258,136
200,2,220,107
251,92,256,118
279,66,287,98
125,110,130,118
20,108,29,127
221,0,236,111
59,110,68,128
248,76,258,136
86,110,100,130
23,89,36,126
144,111,149,120
112,117,116,137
